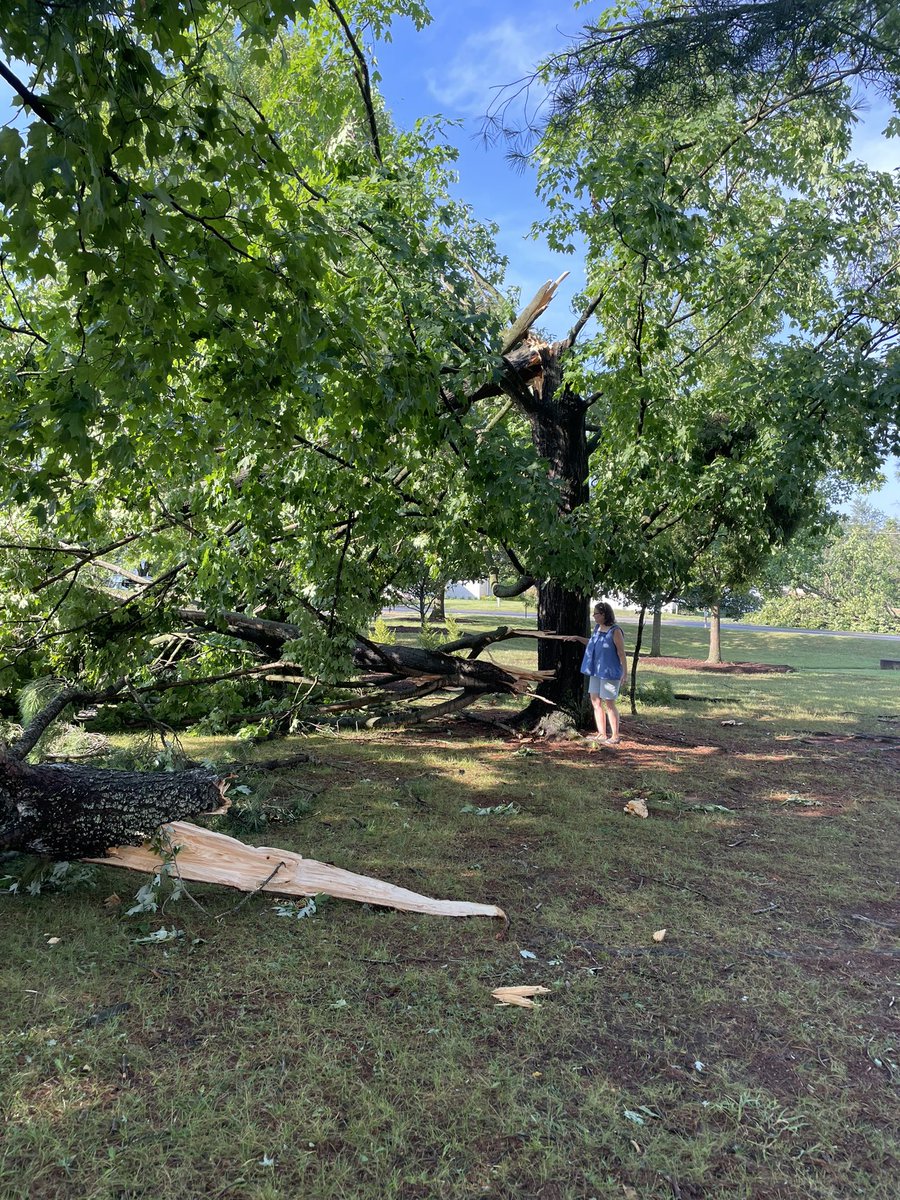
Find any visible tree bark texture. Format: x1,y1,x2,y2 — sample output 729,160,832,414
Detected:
533,581,589,715
0,749,221,857
523,347,591,717
707,603,722,664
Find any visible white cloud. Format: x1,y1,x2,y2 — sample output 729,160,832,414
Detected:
425,17,555,118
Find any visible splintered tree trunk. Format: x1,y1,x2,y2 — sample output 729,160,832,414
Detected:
707,603,723,664
519,346,591,722
0,750,221,857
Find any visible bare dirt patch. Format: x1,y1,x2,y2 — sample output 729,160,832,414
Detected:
641,656,795,673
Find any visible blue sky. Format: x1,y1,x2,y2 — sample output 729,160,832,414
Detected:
1,0,897,515
374,0,900,518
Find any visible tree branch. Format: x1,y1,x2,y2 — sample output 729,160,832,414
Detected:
326,0,383,164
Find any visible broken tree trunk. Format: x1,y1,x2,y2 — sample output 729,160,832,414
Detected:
0,747,222,857
514,343,592,724
1,748,506,921
85,821,506,921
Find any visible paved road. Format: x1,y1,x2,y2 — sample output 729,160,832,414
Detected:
384,607,900,643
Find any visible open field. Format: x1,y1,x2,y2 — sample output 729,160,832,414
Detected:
1,625,898,1200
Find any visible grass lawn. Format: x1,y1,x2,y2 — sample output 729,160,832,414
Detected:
1,624,898,1199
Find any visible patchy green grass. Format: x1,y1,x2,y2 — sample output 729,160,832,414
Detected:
2,628,899,1199
393,611,900,724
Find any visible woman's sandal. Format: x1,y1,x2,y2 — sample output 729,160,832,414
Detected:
605,736,621,746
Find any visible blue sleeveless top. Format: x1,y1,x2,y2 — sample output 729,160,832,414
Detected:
580,624,624,680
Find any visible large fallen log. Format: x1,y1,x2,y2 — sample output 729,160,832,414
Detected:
0,748,222,857
85,820,506,921
1,745,506,922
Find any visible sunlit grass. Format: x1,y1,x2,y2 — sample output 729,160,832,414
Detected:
1,626,898,1199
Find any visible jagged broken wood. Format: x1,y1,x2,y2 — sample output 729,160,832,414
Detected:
2,719,505,921
85,820,507,921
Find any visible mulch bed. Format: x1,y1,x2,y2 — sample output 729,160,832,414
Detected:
641,656,794,674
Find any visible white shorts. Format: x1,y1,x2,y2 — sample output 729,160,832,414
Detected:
588,676,622,700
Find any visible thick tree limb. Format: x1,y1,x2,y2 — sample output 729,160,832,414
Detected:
0,749,222,856
438,625,587,658
492,576,539,598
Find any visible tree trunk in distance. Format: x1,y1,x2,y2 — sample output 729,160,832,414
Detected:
707,603,723,664
431,584,446,623
650,602,662,657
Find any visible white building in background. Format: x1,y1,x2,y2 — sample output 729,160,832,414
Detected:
445,580,494,600
445,581,678,613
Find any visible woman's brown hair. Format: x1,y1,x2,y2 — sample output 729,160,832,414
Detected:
593,601,615,626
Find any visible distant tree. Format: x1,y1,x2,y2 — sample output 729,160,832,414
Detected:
757,506,900,632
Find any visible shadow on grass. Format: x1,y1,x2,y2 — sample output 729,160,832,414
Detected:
1,703,898,1200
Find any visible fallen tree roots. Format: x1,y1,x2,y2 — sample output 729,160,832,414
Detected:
85,820,507,922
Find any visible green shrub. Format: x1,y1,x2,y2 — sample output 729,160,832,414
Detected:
444,612,462,643
418,623,443,650
370,615,396,645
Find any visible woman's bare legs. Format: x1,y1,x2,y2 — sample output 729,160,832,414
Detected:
590,694,607,739
604,699,621,742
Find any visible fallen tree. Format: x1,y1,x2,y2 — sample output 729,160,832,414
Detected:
0,703,507,921
0,606,578,868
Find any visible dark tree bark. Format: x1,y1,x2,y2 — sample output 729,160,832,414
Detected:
0,749,220,857
531,580,589,716
518,345,592,722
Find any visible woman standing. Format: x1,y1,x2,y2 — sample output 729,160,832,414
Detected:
580,601,628,745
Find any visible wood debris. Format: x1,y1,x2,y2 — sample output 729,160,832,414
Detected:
85,821,507,922
491,985,551,1009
